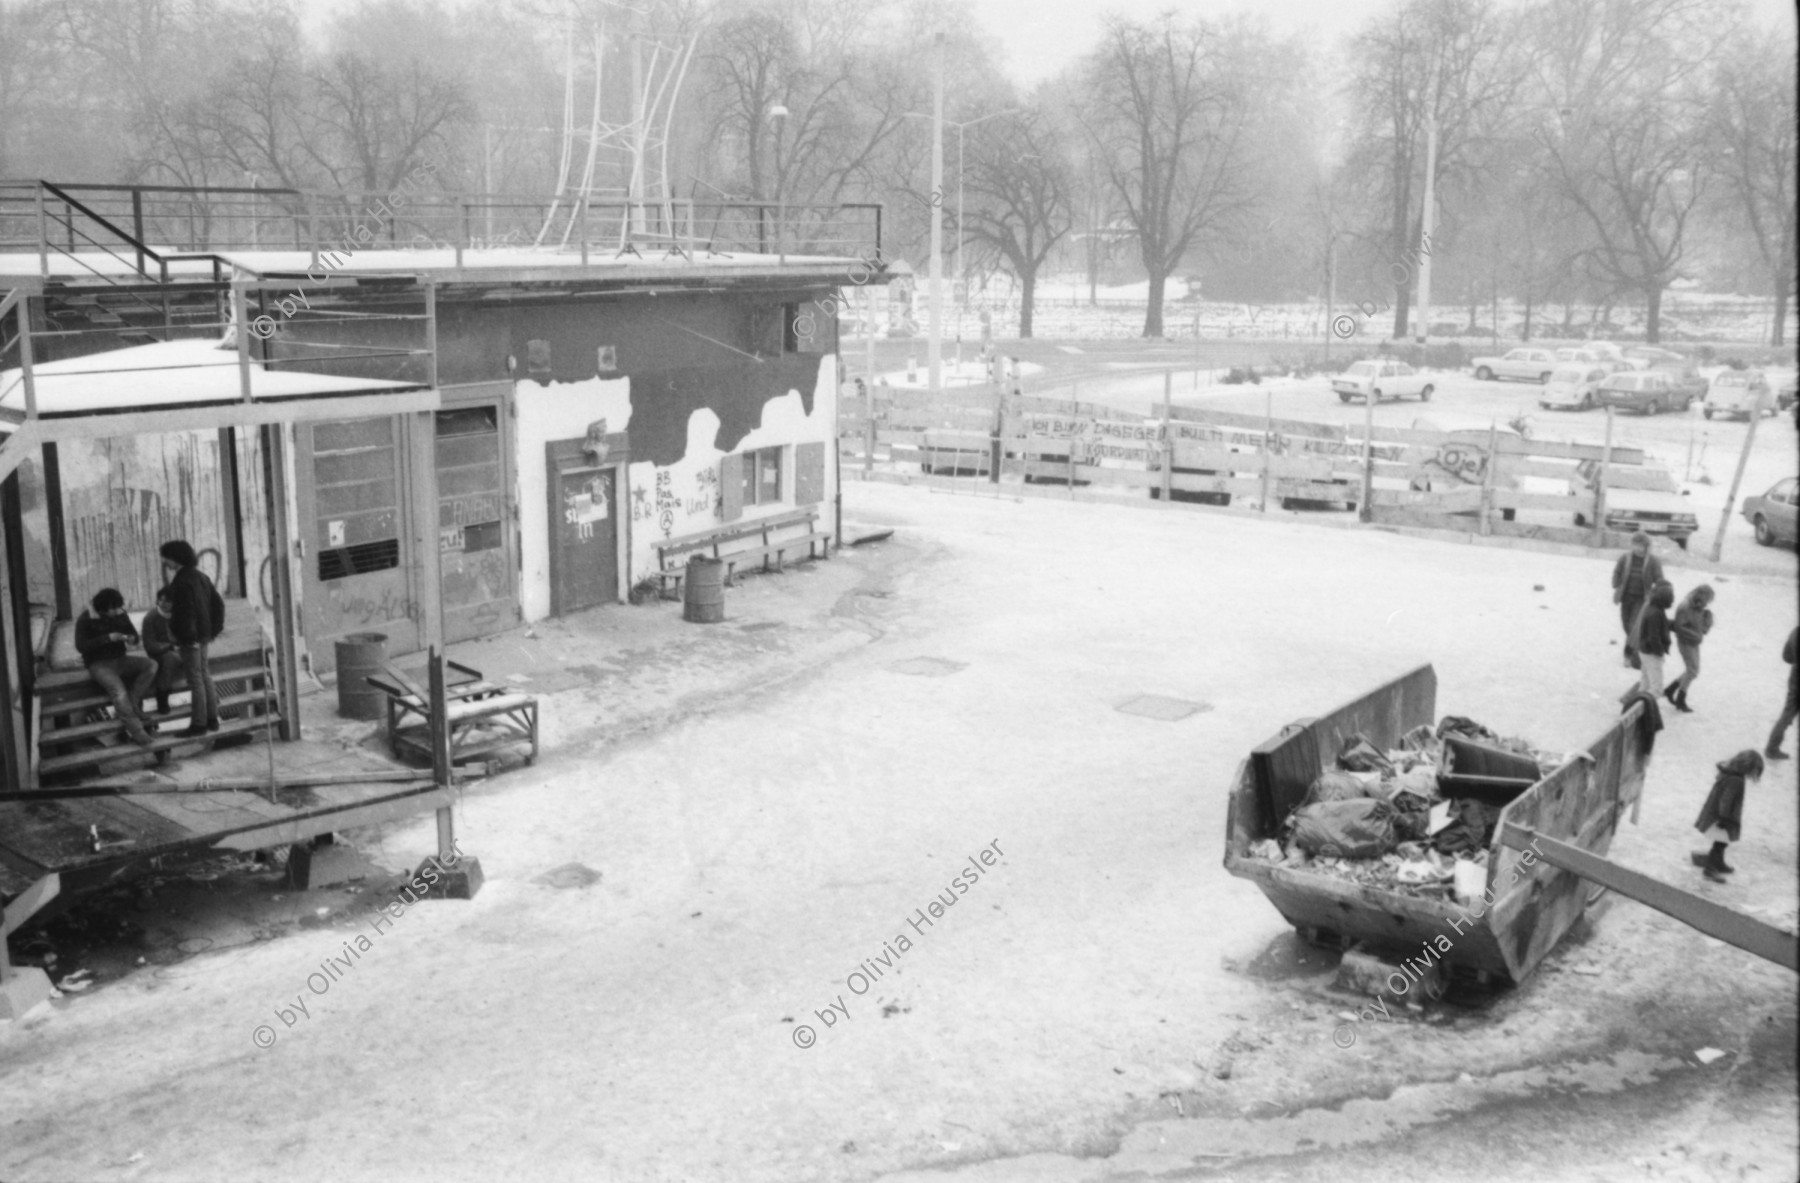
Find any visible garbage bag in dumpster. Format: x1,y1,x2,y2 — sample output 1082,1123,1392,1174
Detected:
1290,798,1397,859
1303,769,1372,806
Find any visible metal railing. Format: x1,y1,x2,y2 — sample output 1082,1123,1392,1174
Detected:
0,181,883,279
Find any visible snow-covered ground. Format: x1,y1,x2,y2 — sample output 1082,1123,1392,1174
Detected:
3,479,1794,1182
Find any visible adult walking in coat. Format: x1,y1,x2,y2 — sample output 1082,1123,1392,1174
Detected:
1769,627,1798,760
1664,584,1714,713
159,540,224,737
1693,750,1763,883
1612,533,1664,668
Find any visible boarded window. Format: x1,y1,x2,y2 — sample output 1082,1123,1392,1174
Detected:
312,417,401,582
719,453,744,522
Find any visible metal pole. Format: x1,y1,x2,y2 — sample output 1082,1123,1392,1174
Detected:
15,302,37,420
234,286,253,403
425,280,439,390
1416,52,1441,345
1359,380,1375,523
1326,235,1337,361
1709,408,1761,562
483,123,495,243
927,31,945,395
1594,407,1614,545
1261,388,1273,512
1193,311,1201,390
1479,418,1498,536
1161,371,1173,503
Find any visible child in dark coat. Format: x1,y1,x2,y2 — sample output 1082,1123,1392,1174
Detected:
1693,750,1764,882
1664,584,1714,713
1631,581,1675,699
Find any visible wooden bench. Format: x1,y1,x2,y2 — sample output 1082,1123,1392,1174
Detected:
364,660,538,768
33,641,281,781
654,507,832,595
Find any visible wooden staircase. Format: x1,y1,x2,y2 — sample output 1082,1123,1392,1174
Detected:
33,648,282,780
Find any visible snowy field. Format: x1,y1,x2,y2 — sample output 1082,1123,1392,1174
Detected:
2,479,1793,1183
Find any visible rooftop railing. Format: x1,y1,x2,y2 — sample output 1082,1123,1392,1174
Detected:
0,181,883,282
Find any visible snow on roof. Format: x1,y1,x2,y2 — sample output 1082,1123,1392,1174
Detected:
0,245,875,284
0,337,418,417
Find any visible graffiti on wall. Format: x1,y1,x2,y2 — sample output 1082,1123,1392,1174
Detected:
562,473,609,540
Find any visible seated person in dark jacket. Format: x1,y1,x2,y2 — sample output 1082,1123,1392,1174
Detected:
140,588,185,715
74,588,157,745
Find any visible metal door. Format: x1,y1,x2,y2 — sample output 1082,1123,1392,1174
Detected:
550,462,616,616
297,416,421,669
435,405,516,641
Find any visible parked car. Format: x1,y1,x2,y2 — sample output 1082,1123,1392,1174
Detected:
1541,365,1611,411
1555,347,1624,370
1569,458,1697,547
1472,348,1557,383
1595,370,1689,415
1332,359,1435,403
1585,341,1629,366
1703,369,1774,420
1621,345,1685,370
1646,358,1708,406
1741,477,1798,548
1777,375,1798,412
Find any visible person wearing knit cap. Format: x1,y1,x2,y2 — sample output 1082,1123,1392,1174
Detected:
159,540,225,736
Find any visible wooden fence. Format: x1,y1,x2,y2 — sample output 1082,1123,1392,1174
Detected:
841,376,1675,550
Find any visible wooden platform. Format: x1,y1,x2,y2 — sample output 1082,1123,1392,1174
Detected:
2,616,454,921
32,601,282,782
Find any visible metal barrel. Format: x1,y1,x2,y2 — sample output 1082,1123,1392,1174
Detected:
682,556,725,624
333,632,389,719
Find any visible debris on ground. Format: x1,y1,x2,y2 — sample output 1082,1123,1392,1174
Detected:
1246,715,1579,900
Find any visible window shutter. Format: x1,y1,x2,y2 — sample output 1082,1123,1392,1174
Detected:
720,453,745,521
795,441,824,506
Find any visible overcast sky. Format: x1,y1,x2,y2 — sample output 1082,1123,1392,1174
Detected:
979,0,1798,84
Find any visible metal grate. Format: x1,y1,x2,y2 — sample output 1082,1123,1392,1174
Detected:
1115,694,1210,721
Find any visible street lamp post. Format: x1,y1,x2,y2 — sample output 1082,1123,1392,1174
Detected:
769,104,789,266
903,102,1018,386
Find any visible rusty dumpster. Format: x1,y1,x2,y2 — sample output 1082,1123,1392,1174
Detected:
1223,664,1655,985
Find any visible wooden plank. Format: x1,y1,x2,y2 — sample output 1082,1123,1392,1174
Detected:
1368,506,1487,532
1487,519,1634,548
1368,487,1485,512
1492,436,1647,464
1501,823,1798,971
36,389,441,442
1,873,60,939
1491,490,1585,513
209,786,454,853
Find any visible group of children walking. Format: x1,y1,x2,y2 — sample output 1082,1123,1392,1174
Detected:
1610,532,1791,885
72,540,226,747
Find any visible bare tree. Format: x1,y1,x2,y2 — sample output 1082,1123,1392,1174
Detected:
697,0,920,223
1341,0,1524,339
1524,0,1721,342
1080,14,1255,338
959,104,1072,338
1709,34,1796,346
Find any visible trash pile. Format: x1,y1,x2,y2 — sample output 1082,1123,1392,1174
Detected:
1246,717,1575,900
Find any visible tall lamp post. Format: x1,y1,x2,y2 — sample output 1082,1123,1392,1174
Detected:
903,101,1019,382
769,104,789,266
927,34,944,393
